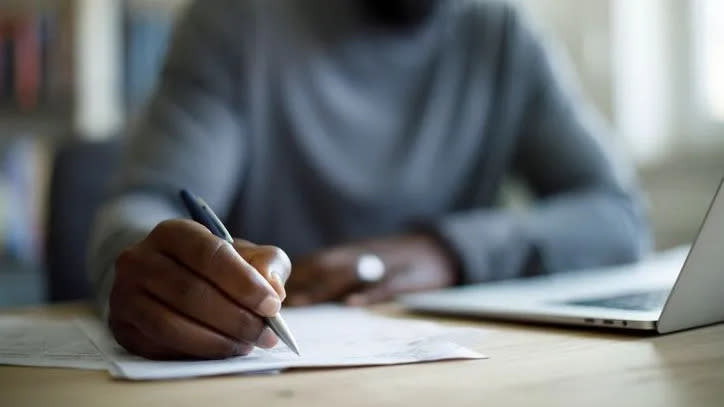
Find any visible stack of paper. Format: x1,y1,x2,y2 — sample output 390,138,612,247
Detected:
0,317,106,370
0,305,486,380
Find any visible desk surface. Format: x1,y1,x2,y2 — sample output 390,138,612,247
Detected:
1,303,723,407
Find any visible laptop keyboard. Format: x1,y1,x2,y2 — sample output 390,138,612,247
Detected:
565,289,670,311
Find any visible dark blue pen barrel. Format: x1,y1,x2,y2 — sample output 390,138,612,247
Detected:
179,189,224,238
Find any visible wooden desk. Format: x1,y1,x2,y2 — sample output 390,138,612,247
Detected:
2,303,723,407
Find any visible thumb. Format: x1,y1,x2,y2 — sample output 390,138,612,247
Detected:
233,240,291,301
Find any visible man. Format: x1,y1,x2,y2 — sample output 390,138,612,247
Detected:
89,0,650,360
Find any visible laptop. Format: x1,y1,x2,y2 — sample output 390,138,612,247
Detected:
402,179,724,334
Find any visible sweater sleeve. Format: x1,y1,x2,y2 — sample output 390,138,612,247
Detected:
431,5,652,284
86,0,250,315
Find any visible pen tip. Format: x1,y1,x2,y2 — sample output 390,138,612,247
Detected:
289,342,301,356
282,336,300,356
266,314,300,356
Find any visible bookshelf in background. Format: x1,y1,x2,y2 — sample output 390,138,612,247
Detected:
0,0,187,133
0,0,74,118
0,0,186,271
0,136,47,267
0,0,72,267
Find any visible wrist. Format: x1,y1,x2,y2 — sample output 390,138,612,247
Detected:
408,232,462,285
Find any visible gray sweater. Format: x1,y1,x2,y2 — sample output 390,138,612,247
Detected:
88,0,651,310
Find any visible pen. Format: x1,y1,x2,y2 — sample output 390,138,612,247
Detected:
179,189,301,356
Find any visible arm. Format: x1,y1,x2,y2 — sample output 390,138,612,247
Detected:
433,6,652,283
87,0,248,314
284,5,652,306
87,2,292,360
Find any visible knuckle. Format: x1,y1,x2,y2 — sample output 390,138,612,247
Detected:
174,273,194,298
265,246,290,264
114,246,141,275
137,308,168,340
115,246,161,292
150,219,191,243
150,219,175,239
195,236,227,272
179,279,213,309
260,246,292,276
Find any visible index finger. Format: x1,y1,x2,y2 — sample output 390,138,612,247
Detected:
148,219,281,317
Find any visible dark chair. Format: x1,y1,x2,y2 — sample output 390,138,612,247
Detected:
45,139,120,302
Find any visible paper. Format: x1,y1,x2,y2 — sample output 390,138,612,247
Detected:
79,305,486,380
0,317,106,370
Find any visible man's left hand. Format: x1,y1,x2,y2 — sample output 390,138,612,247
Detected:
285,234,459,306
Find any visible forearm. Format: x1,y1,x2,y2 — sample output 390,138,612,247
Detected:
433,187,651,284
85,1,249,315
437,5,652,283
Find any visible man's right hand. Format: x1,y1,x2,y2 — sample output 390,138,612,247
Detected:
109,219,291,360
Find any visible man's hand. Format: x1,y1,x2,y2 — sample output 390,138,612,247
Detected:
285,234,458,306
109,219,291,360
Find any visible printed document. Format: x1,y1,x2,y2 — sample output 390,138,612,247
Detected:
0,317,106,370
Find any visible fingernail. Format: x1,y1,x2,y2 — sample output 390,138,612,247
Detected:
257,295,281,317
271,271,285,286
257,328,278,349
271,271,287,300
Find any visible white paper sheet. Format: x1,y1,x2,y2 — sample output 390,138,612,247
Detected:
0,317,107,370
79,305,486,380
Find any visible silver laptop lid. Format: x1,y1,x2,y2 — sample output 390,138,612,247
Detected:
657,178,724,333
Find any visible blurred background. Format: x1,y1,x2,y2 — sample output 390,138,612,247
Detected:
0,0,722,307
